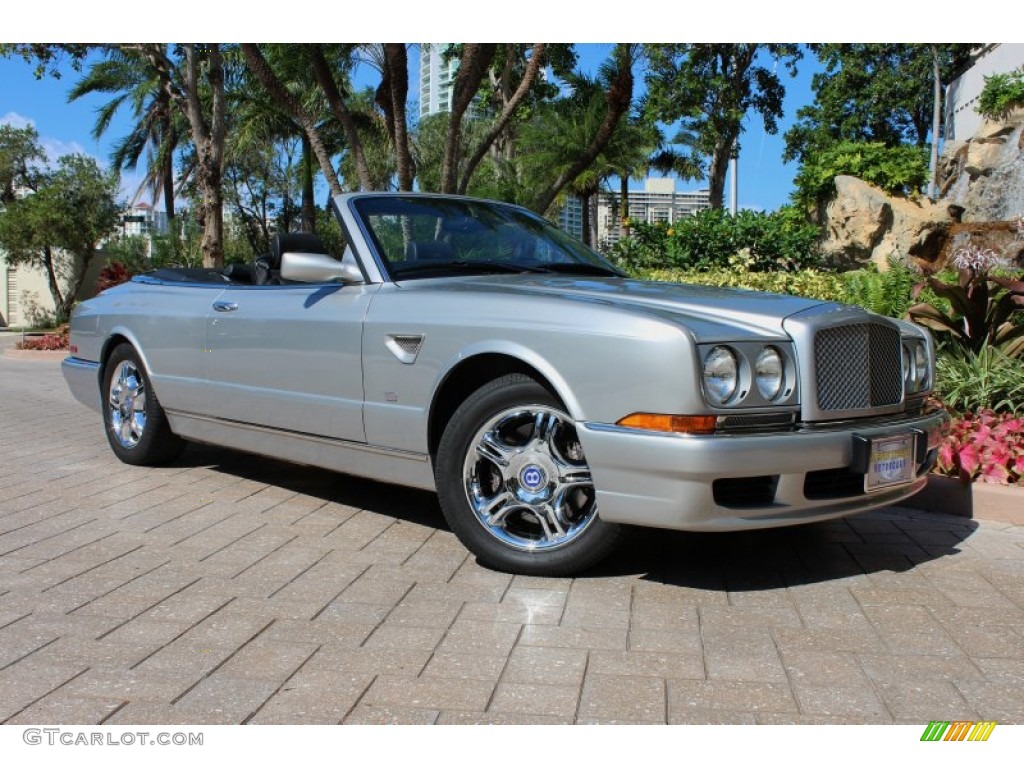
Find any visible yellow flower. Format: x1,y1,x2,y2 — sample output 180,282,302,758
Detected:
667,228,675,236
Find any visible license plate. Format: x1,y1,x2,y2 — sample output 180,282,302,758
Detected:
865,434,915,492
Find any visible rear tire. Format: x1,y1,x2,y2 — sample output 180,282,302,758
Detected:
435,374,621,576
102,343,185,465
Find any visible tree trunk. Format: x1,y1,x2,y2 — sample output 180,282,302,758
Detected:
181,44,226,268
928,44,942,199
161,122,177,220
580,193,592,247
382,44,413,191
241,44,345,199
441,44,497,194
707,144,731,210
300,135,315,233
308,45,374,191
619,175,630,239
40,246,66,322
459,44,546,195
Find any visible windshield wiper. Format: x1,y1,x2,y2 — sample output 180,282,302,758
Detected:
524,262,625,277
391,260,549,278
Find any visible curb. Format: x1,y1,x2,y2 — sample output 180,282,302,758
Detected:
904,473,1024,525
2,349,69,361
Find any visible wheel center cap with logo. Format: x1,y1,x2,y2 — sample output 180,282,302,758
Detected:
520,465,546,491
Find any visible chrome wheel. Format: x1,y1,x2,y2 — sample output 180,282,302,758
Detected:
108,360,147,449
463,405,597,551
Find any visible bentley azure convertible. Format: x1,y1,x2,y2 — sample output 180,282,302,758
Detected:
63,193,949,575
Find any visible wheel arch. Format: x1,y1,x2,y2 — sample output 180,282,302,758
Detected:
427,350,579,459
99,330,150,381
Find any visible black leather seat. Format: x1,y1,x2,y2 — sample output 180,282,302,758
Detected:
255,233,330,285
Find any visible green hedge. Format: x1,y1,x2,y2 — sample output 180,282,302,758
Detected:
607,206,821,273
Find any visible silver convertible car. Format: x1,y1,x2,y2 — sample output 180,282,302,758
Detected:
63,193,949,575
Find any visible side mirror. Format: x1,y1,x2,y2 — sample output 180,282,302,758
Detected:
280,252,364,285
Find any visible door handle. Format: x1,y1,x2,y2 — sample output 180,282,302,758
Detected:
213,301,238,313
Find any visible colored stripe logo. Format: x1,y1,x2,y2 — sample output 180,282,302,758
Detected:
921,721,997,741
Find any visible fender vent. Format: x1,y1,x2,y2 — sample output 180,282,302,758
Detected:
386,334,425,364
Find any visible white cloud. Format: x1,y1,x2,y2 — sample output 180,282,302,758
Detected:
40,137,90,163
1,111,35,129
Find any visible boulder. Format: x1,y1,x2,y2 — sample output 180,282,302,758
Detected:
821,176,953,270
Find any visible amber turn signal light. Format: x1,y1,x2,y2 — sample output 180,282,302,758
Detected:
616,413,717,434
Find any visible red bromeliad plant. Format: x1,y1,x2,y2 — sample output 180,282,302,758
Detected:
908,243,1024,358
96,261,136,293
936,410,1024,485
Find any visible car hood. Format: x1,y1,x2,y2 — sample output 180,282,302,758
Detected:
397,274,836,340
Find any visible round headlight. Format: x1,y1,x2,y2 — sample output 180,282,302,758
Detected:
755,346,784,400
703,346,738,404
902,343,914,389
914,341,929,389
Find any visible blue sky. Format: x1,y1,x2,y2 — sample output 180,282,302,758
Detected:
0,44,820,213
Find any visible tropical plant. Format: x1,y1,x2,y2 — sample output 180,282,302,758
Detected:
977,67,1024,120
841,256,919,318
96,261,136,292
908,243,1024,357
935,345,1024,414
936,410,1024,485
791,140,929,209
68,47,185,220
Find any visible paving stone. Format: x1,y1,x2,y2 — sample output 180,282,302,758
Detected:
578,674,665,723
666,679,799,716
503,646,587,686
421,652,508,682
343,705,440,724
4,355,1024,726
362,675,495,712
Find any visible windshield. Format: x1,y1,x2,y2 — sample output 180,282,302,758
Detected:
352,195,623,281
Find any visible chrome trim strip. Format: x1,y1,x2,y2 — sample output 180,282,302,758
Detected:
164,409,431,462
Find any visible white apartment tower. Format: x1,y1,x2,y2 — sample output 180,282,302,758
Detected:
597,177,711,250
419,43,461,118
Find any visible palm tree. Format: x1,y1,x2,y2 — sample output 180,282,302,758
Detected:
68,48,184,220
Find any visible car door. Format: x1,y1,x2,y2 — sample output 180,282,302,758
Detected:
201,280,379,443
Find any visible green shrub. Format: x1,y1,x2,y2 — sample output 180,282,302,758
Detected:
633,265,848,303
608,205,821,273
977,68,1024,120
840,257,918,318
791,140,929,209
935,346,1024,414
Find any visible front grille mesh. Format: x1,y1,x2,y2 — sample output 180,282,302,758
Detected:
814,323,902,412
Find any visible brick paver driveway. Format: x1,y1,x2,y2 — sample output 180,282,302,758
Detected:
1,349,1023,725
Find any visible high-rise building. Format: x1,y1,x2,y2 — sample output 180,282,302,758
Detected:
597,178,711,250
419,43,461,119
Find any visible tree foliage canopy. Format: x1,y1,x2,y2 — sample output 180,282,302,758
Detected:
783,44,976,164
0,131,121,321
644,44,801,209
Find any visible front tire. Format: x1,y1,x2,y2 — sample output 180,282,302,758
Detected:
102,343,185,465
435,374,621,576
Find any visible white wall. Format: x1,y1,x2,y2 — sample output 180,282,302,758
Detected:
946,44,1024,141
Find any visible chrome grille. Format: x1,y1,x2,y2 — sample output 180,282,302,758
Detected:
814,323,902,412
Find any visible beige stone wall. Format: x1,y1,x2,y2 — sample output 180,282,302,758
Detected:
1,250,107,328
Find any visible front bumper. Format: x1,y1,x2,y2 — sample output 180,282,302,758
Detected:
579,409,949,531
62,357,102,413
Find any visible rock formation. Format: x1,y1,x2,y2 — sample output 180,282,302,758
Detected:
820,176,954,271
819,109,1024,272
